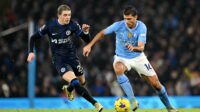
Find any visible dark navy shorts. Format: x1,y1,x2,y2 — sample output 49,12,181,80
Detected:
53,57,84,76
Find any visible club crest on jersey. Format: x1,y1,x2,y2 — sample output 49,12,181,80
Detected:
66,30,71,36
61,67,66,73
128,32,132,38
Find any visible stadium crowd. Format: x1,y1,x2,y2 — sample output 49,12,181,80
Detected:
0,0,200,97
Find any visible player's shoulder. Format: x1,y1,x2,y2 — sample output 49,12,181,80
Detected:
69,20,80,26
113,20,124,26
38,19,55,31
137,20,147,30
137,20,146,27
43,18,57,27
111,20,125,30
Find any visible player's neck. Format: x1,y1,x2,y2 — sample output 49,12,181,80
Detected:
129,22,136,29
126,22,137,29
58,19,66,25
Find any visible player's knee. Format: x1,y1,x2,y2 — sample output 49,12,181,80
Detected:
70,78,86,96
70,78,80,87
115,69,124,75
114,64,126,75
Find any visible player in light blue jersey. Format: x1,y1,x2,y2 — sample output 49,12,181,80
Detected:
83,6,178,112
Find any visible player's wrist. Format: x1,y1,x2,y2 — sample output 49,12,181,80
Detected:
88,43,93,48
131,47,135,51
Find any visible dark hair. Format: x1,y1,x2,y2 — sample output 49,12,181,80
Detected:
57,4,71,15
123,6,138,16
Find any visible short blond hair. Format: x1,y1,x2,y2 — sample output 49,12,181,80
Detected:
57,5,71,15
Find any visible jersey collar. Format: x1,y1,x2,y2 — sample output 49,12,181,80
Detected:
124,20,138,31
56,19,70,26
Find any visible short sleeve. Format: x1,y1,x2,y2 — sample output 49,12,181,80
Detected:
74,22,82,36
103,22,119,35
138,23,147,43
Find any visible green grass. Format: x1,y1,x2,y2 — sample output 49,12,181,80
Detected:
0,109,200,112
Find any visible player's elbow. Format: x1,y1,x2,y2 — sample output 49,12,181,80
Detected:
134,46,144,52
140,47,145,51
138,44,145,52
99,30,105,37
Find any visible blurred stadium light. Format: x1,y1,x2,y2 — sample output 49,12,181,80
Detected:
0,20,36,108
0,23,27,37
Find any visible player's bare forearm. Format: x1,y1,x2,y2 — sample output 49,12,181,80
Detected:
83,30,105,57
126,45,144,52
132,46,144,52
88,30,105,47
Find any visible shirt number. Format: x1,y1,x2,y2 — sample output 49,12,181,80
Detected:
144,63,152,71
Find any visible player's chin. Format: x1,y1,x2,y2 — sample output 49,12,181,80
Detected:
65,21,70,24
127,23,133,27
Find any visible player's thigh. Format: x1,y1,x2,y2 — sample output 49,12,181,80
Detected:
133,55,156,76
113,56,130,75
71,59,84,76
69,59,85,84
62,71,77,83
53,59,77,82
72,60,85,85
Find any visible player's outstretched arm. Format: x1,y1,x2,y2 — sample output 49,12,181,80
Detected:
83,30,105,57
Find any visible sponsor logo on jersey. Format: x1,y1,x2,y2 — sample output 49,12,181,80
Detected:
133,33,137,38
61,67,66,73
51,38,70,44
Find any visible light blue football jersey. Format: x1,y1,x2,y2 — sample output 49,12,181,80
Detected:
104,20,147,59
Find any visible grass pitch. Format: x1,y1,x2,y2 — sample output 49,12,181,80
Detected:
0,108,200,112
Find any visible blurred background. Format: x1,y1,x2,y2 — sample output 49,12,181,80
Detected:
0,0,200,109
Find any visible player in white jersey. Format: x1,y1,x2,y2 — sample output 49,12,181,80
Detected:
83,6,178,112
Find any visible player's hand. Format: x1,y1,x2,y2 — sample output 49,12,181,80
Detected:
83,45,91,57
27,52,35,63
82,24,90,33
125,43,134,51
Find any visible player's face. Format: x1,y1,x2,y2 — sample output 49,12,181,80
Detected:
58,10,71,24
123,14,137,28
